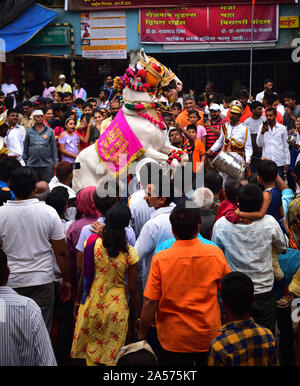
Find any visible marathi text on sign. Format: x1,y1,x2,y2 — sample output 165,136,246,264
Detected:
140,5,278,44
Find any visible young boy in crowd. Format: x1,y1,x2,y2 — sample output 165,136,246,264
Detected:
208,272,279,366
185,124,206,174
187,110,207,147
235,160,292,308
214,180,242,224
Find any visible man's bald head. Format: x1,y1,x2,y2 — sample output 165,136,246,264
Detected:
34,181,50,201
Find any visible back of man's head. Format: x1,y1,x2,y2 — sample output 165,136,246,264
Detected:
256,159,278,183
10,167,37,199
116,349,158,367
116,341,158,367
224,180,242,205
238,183,263,213
263,90,277,106
170,204,200,240
55,161,73,182
204,172,223,195
192,187,214,211
93,183,120,217
34,181,50,201
0,155,21,182
220,272,254,316
45,189,68,218
5,96,14,110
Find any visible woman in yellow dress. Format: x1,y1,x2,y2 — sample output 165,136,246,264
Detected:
71,202,141,365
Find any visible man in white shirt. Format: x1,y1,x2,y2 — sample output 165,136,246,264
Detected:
0,249,57,366
244,101,264,173
1,76,18,107
207,101,253,183
5,108,26,165
255,78,274,103
135,173,175,290
0,167,72,334
128,162,156,238
256,107,290,180
49,161,76,199
212,183,287,333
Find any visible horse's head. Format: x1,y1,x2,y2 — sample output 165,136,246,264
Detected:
130,49,182,91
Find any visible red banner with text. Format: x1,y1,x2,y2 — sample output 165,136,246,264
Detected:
140,5,278,44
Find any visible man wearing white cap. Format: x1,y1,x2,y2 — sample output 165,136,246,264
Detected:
56,75,72,94
23,110,58,182
207,100,253,182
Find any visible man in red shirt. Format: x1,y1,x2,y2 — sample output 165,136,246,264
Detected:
138,205,230,366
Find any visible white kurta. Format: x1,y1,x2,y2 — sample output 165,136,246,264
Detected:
210,122,253,163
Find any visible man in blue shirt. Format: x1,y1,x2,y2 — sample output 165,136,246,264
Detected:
23,110,58,182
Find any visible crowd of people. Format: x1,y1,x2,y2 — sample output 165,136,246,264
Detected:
1,72,300,367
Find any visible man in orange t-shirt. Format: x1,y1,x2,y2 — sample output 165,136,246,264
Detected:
138,205,230,366
176,94,204,127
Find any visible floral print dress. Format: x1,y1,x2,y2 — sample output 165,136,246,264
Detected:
71,238,139,365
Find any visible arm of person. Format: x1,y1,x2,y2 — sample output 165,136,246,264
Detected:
74,263,84,318
128,263,141,319
278,205,284,220
58,143,78,159
208,126,224,154
237,191,271,220
80,122,93,144
22,131,29,162
244,127,253,164
50,238,72,302
50,131,58,164
283,129,291,171
137,297,158,340
271,218,288,255
201,135,206,149
175,122,194,145
205,121,221,136
256,124,265,148
76,250,84,271
276,173,289,191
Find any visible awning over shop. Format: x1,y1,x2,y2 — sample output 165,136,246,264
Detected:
67,0,297,11
0,3,59,53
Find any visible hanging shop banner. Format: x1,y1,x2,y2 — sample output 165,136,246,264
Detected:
67,0,293,11
140,5,278,44
81,11,126,59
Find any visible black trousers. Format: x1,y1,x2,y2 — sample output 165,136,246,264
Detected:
276,306,295,366
160,346,208,367
14,282,55,335
250,290,276,335
53,281,74,366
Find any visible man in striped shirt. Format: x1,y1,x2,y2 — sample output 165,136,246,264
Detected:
0,248,57,366
204,104,226,152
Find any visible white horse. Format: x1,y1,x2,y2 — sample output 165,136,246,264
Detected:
72,49,188,192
